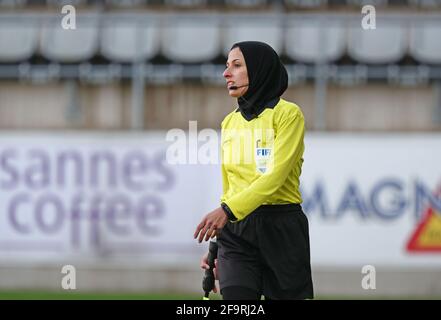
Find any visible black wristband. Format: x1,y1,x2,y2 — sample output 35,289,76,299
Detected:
221,203,237,222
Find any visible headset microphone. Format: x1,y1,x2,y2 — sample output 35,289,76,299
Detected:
229,83,249,90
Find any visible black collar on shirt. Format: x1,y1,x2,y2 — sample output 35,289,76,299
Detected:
235,97,280,121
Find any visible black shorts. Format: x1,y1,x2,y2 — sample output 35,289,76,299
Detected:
217,204,314,300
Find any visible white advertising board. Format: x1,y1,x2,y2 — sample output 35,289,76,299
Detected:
0,132,440,267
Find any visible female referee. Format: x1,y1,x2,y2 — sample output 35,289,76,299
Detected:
194,41,314,300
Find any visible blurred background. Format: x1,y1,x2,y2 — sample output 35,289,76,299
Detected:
0,0,440,299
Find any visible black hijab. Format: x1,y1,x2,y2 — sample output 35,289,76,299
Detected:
231,41,288,121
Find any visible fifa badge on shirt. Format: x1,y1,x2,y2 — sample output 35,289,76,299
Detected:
255,139,272,174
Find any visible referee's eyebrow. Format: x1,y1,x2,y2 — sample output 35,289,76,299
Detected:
226,59,240,65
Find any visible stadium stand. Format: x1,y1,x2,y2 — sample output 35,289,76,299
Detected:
0,1,440,131
0,20,39,62
101,19,160,63
40,20,99,63
0,13,439,68
222,15,283,56
161,16,221,63
1,0,441,9
347,22,407,64
409,22,441,64
285,19,345,63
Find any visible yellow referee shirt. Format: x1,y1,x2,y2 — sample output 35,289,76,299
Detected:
221,98,305,221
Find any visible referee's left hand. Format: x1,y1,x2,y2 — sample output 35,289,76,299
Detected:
194,207,228,243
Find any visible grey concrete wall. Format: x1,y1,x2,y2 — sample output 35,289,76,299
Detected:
0,82,438,132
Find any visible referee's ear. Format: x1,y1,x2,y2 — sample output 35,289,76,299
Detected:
221,203,238,222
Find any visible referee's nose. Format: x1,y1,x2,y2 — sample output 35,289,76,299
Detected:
223,67,232,79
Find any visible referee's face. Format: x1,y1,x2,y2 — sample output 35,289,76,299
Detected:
223,47,249,98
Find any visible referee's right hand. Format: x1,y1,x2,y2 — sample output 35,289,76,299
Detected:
194,207,228,243
200,253,218,293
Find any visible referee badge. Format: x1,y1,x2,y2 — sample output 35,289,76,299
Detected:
255,139,272,174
